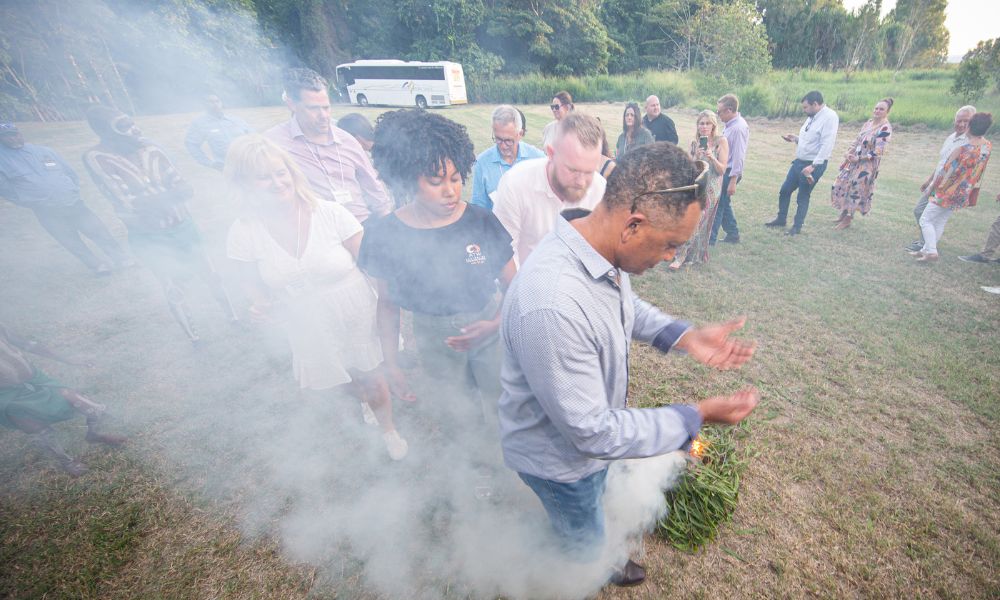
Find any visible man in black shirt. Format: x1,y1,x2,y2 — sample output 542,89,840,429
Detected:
642,95,678,145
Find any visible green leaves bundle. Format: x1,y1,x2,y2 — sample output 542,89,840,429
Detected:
657,423,752,552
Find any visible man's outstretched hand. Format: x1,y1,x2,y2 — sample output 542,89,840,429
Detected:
698,387,760,424
675,317,757,370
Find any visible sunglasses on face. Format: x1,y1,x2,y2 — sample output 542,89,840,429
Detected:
627,160,709,213
550,104,563,111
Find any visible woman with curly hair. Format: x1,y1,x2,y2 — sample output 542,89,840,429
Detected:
830,98,894,229
224,135,407,460
358,110,516,438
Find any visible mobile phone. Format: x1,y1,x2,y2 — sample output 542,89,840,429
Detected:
699,136,709,150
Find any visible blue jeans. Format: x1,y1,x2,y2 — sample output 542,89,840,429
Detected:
777,159,828,228
519,467,609,562
710,169,740,244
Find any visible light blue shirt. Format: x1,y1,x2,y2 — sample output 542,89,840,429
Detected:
185,113,253,169
470,142,544,210
796,105,839,165
0,143,80,209
498,217,702,483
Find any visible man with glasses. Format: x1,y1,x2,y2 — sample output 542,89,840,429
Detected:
493,113,607,266
265,68,390,224
710,93,749,245
499,143,758,588
765,90,839,236
470,105,544,210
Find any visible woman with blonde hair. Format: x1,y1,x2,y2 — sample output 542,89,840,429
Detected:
224,135,407,460
830,98,894,229
670,110,728,269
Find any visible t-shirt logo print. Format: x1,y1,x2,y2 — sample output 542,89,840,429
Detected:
465,243,486,265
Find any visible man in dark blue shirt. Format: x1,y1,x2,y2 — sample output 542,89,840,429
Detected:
0,122,130,275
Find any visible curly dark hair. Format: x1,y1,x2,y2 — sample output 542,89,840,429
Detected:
372,109,475,202
604,142,704,221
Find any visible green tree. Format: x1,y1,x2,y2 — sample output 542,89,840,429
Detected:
482,0,618,76
693,0,771,83
951,38,1000,102
884,0,948,69
758,0,851,69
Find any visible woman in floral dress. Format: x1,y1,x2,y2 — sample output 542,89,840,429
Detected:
670,110,727,269
831,98,894,229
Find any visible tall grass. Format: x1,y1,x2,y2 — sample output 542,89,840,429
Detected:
472,68,1000,129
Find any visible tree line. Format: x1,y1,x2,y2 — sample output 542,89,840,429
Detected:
0,0,966,121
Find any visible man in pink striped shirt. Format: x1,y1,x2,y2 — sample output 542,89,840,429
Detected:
265,68,391,224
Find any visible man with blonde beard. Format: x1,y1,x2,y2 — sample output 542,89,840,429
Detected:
493,113,607,266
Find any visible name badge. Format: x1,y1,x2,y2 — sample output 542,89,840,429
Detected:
331,189,352,205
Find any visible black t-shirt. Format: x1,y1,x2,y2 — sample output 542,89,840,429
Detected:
358,204,514,316
643,114,679,144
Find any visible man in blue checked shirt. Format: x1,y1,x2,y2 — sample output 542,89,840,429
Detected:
499,142,759,588
469,105,544,210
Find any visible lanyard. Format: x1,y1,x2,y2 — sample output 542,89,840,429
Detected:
305,138,347,198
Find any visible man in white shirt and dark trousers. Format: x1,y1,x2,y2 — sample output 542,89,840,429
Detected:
765,90,839,236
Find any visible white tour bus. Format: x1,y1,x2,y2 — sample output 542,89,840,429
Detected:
335,60,467,108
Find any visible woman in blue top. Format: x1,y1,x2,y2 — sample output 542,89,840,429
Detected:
358,110,516,439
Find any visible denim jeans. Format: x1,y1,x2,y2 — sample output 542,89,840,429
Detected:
776,159,828,228
519,467,609,562
710,169,740,244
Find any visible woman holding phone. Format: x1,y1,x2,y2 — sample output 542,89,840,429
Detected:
670,110,728,269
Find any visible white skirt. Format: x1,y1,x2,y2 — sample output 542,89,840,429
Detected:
279,268,382,390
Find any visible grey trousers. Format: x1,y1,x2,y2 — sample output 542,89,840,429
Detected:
982,214,1000,260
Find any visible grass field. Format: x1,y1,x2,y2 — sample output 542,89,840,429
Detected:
1,101,998,599
474,69,1000,129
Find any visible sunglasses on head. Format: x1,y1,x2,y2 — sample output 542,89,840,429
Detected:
627,160,709,214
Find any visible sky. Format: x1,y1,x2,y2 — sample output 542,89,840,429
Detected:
842,0,1000,59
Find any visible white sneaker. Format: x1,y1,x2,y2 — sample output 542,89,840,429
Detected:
360,402,378,425
981,286,1000,295
383,429,408,460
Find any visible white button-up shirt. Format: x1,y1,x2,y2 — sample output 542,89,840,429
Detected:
796,105,839,165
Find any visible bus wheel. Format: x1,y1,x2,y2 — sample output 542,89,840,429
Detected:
357,94,368,106
415,95,428,109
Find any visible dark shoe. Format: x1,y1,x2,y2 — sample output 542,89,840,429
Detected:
721,235,741,244
958,254,990,263
764,219,786,228
784,227,801,236
610,559,646,587
904,240,923,252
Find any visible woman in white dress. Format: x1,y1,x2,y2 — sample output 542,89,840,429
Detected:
224,135,407,460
